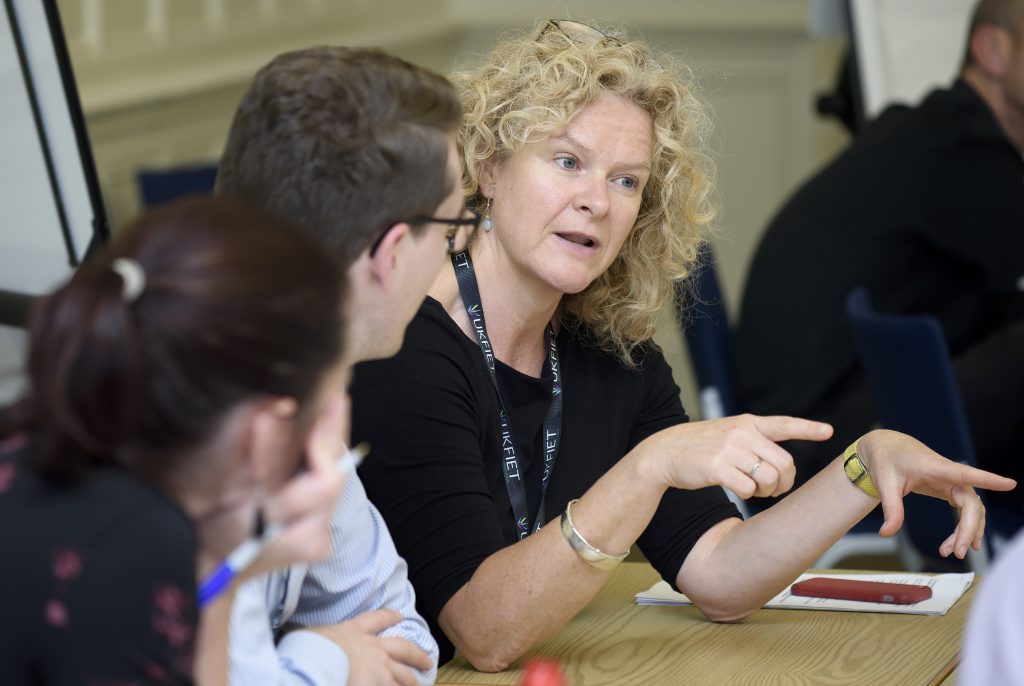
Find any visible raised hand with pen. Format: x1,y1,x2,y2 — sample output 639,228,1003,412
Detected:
201,382,434,686
195,390,355,595
250,389,436,685
253,391,353,576
190,386,354,684
193,393,353,594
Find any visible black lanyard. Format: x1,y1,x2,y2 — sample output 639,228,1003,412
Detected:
452,250,563,539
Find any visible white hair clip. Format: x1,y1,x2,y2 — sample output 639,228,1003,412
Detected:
111,258,146,303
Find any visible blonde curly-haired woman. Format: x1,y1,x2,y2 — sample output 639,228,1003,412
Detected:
351,19,1016,673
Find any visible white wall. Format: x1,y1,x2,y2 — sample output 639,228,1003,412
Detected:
41,0,849,419
851,0,973,118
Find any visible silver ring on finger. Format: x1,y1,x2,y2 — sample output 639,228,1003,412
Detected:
748,460,762,478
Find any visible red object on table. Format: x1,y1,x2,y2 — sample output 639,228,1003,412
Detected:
520,659,568,686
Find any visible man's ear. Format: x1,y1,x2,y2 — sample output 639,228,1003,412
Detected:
366,222,412,290
970,24,1012,78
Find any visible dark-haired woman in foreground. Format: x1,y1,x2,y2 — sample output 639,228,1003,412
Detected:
0,197,349,684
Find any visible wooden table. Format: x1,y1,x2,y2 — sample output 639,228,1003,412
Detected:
436,563,975,686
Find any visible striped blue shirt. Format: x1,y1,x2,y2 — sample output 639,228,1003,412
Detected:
229,472,438,684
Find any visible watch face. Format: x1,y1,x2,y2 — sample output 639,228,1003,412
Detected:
843,454,880,498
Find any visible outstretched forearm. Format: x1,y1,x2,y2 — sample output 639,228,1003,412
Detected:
678,427,1014,620
677,451,877,620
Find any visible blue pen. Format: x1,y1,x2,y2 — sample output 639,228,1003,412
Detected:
197,443,369,607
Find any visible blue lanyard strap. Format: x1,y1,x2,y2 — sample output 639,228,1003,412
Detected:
452,250,563,538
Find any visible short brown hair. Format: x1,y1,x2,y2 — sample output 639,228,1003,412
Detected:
217,46,463,267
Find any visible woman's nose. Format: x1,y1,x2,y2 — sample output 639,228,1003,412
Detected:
574,176,609,217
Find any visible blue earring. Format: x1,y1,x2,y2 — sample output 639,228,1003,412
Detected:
482,198,493,232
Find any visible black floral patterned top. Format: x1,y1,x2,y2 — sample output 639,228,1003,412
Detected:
0,432,198,684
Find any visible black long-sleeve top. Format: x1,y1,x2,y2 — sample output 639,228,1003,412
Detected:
352,297,738,663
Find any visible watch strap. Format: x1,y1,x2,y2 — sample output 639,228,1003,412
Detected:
843,439,880,499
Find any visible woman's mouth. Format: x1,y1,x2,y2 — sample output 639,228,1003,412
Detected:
555,232,599,249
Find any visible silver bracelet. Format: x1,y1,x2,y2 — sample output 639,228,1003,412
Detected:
559,498,630,570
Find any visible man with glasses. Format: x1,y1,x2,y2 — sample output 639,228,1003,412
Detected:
216,45,472,685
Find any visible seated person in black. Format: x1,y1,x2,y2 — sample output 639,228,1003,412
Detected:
351,19,1018,673
735,0,1024,489
0,197,350,684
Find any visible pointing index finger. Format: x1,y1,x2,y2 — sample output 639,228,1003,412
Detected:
927,457,1018,493
753,415,833,443
958,465,1016,493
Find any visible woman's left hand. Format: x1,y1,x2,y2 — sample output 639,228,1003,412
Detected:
858,429,1017,559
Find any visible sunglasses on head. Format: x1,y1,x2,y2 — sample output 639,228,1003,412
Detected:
544,19,622,44
542,19,663,69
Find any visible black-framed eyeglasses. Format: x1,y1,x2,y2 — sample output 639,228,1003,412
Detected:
368,210,481,257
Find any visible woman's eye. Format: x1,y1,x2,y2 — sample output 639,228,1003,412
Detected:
555,156,579,170
617,177,638,190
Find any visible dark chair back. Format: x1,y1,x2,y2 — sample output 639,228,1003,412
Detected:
137,164,218,209
845,286,1018,569
677,242,753,517
676,242,737,419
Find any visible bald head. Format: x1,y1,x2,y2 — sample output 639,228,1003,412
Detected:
971,0,1024,30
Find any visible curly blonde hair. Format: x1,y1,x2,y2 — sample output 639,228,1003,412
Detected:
453,20,717,366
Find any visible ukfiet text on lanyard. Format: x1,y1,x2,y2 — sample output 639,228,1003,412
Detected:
452,250,563,539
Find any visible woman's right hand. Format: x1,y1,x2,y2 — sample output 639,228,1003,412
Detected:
633,414,833,499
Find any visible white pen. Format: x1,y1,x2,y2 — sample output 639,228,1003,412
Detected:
336,442,369,475
197,443,369,607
